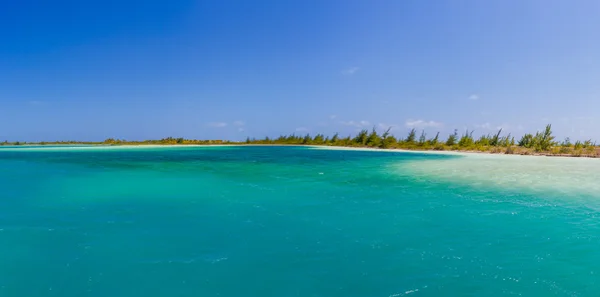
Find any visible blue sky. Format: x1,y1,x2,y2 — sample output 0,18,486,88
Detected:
1,1,600,141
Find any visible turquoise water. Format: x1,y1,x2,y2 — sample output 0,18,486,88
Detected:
1,146,600,296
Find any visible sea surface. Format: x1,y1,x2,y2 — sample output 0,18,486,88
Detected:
1,145,600,296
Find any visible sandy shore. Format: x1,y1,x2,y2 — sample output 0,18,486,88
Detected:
2,143,599,160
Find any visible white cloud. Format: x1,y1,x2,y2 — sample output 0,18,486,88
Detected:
329,115,337,120
340,120,371,128
238,128,245,132
232,120,245,126
378,123,397,131
405,120,442,128
475,122,510,131
208,122,228,128
469,94,480,100
341,67,360,75
295,127,309,132
574,116,595,125
496,124,510,131
475,123,491,129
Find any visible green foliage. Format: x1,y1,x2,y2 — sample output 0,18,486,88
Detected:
354,129,369,146
489,129,502,146
445,129,458,146
532,124,555,152
457,130,474,147
405,128,417,144
5,123,597,158
366,128,381,147
380,128,397,149
518,134,534,148
313,134,325,145
418,130,427,146
331,133,339,144
302,134,312,144
428,132,440,146
476,135,490,146
501,134,511,147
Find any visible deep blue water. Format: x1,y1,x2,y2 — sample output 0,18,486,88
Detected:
1,146,599,296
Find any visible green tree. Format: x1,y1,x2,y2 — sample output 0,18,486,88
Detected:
366,128,381,147
458,130,474,148
313,134,325,145
428,132,440,145
518,134,534,148
380,127,397,149
302,134,312,144
418,130,427,146
331,133,339,144
354,129,369,146
533,124,555,151
405,128,417,144
489,129,502,146
476,135,490,146
445,129,458,146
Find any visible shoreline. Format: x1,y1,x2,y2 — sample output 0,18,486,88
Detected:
307,145,600,160
2,143,600,160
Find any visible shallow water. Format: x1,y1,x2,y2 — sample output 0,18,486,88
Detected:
1,146,599,296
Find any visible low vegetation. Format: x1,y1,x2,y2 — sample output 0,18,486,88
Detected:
1,124,598,158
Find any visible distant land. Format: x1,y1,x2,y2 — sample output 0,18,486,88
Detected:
2,124,598,158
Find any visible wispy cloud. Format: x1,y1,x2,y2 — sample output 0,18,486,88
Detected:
208,122,228,128
405,120,442,128
238,128,245,132
496,124,511,131
377,123,397,131
468,94,480,101
232,120,245,126
329,115,337,120
341,67,360,75
474,122,509,131
340,120,371,128
475,122,492,130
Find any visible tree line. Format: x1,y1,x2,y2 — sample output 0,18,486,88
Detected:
244,124,598,157
1,124,597,157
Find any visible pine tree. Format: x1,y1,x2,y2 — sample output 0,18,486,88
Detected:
446,129,458,146
406,129,417,144
366,128,381,147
